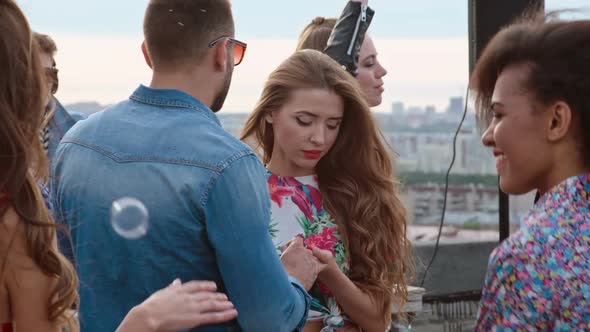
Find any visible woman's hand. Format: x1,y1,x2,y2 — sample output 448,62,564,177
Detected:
310,246,339,281
281,237,326,291
118,279,237,332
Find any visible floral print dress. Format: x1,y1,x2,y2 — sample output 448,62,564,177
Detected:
267,173,350,330
476,174,590,331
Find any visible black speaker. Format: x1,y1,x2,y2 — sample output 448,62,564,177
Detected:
468,0,544,242
469,0,545,75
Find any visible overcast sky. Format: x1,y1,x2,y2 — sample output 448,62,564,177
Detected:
19,0,589,112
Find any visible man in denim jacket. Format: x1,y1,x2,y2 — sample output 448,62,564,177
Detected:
45,99,86,161
52,1,320,331
34,32,88,164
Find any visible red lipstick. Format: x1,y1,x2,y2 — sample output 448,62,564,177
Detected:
303,150,322,159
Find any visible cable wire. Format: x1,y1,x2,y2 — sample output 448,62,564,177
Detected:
419,86,470,287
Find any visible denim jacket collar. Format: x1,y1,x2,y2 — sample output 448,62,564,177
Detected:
129,84,221,126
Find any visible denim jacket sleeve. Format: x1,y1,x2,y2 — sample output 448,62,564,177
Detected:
203,154,311,331
325,1,375,76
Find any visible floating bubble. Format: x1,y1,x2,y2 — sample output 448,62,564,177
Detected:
110,197,149,240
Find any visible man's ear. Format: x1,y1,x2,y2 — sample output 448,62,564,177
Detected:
212,39,229,72
546,101,573,143
141,41,152,69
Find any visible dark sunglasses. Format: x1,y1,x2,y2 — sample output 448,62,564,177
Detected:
208,36,247,66
45,67,59,94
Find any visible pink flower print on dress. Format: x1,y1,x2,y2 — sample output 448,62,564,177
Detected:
316,280,333,297
308,185,322,213
268,175,294,207
290,190,314,222
281,177,322,221
304,227,338,255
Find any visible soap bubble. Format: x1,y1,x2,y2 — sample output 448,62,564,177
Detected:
110,197,149,240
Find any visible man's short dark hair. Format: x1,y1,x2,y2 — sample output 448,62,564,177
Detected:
33,32,57,57
144,0,234,70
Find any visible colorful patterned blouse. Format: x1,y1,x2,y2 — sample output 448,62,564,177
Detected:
476,174,590,331
267,173,350,330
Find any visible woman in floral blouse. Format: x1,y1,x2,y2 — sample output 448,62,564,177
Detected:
241,49,413,332
470,12,590,331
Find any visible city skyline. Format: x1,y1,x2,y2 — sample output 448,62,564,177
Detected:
66,93,472,116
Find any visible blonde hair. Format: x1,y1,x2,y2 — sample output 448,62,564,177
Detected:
296,16,337,52
241,50,413,324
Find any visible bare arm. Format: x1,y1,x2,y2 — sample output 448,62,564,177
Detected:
2,208,61,332
312,247,387,332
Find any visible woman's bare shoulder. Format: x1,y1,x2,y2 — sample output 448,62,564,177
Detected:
1,207,37,270
1,207,59,331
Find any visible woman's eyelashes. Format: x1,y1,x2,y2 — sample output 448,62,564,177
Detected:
327,122,341,130
295,116,341,130
296,117,312,126
492,110,504,120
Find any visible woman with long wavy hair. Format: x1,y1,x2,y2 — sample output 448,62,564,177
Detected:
241,49,412,332
0,1,79,330
0,1,237,331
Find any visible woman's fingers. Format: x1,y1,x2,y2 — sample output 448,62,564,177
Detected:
180,280,218,293
194,308,238,326
311,246,333,263
194,298,235,313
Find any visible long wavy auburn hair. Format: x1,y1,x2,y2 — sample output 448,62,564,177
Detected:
241,49,413,324
0,0,79,329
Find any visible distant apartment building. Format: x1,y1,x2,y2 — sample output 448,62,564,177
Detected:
403,183,499,225
447,96,464,115
391,101,405,115
383,129,495,175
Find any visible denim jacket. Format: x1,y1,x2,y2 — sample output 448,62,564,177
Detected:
51,85,310,332
47,98,87,163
